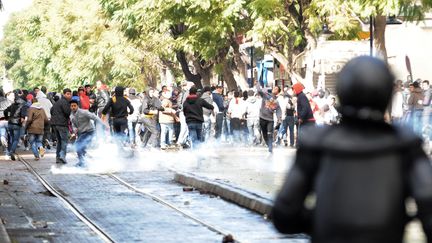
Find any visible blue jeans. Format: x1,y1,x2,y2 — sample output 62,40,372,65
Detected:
277,121,286,141
187,122,203,148
160,123,174,147
128,121,138,145
283,116,295,146
75,131,94,166
53,125,69,161
0,121,8,149
7,124,22,155
247,118,260,145
411,109,423,137
28,134,43,158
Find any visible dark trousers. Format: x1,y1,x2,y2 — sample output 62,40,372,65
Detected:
112,118,128,142
7,124,22,155
297,120,315,147
187,122,203,147
230,118,243,142
141,117,159,147
283,116,296,146
215,113,224,139
42,122,51,144
53,125,69,161
260,118,274,152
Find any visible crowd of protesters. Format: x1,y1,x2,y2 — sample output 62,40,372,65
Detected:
0,76,430,166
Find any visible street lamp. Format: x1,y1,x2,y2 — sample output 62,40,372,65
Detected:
250,46,254,87
317,24,334,90
321,23,334,38
369,15,402,56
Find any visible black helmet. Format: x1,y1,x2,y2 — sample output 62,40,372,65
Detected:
337,56,394,120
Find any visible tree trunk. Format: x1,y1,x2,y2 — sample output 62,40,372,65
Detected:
175,51,202,88
374,15,388,61
192,59,212,88
230,37,249,90
221,58,238,91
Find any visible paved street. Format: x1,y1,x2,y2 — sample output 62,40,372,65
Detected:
0,143,307,243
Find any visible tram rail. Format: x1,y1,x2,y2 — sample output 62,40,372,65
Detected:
16,155,239,242
107,173,240,243
17,155,115,243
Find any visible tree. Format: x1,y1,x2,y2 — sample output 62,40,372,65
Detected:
311,0,432,61
100,0,253,90
0,0,153,90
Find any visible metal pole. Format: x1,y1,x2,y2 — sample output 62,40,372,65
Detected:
369,16,374,56
250,47,254,87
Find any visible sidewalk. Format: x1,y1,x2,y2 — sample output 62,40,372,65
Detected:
171,146,295,215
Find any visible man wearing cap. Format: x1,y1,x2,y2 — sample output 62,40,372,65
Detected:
292,82,315,142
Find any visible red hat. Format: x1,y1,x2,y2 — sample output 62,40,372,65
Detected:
292,82,304,95
26,94,34,101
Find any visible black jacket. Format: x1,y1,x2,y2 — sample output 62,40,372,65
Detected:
50,96,71,127
183,95,214,124
4,98,27,126
102,87,133,119
297,92,314,122
272,120,432,243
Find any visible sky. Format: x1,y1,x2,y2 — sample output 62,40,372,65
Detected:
0,0,33,39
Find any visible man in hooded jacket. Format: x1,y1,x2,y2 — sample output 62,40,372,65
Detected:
25,98,48,160
102,86,134,144
182,86,213,147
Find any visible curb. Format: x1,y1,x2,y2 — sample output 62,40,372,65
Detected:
0,220,11,243
174,172,274,216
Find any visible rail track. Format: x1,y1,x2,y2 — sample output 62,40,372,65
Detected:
17,155,115,242
17,155,239,243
